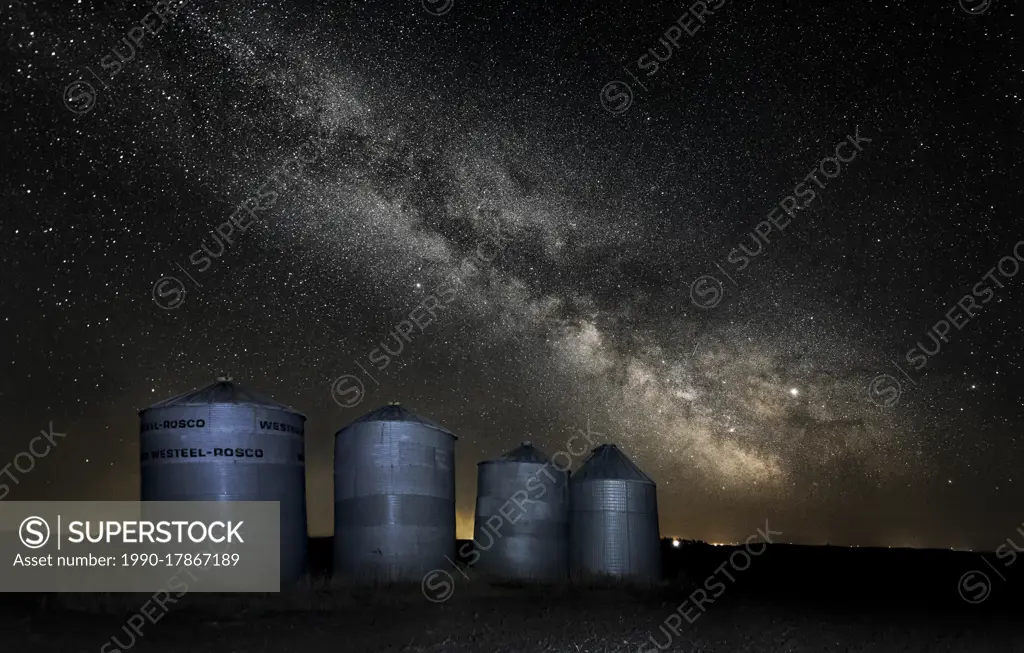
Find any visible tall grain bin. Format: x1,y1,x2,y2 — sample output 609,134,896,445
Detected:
334,402,456,583
569,444,660,583
474,441,569,581
139,376,308,584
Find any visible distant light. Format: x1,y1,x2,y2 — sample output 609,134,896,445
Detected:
789,388,799,397
672,539,680,548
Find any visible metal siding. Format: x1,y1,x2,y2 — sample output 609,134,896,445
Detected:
569,477,660,583
473,459,569,581
139,402,308,584
334,419,456,582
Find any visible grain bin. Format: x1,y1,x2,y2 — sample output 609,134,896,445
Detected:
334,402,456,583
139,376,308,584
474,441,569,581
569,444,660,583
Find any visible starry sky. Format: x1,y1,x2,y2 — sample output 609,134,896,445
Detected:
2,0,1022,548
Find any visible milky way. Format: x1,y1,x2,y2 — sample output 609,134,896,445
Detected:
3,0,1021,548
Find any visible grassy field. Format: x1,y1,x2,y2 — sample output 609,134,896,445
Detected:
4,542,1022,652
4,575,1020,653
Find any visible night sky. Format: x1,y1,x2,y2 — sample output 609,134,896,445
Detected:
2,0,1022,548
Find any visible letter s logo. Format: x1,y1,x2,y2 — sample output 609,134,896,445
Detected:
151,276,186,310
689,275,723,309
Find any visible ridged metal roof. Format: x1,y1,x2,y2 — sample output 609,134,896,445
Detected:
573,444,654,483
338,402,455,437
480,441,550,465
142,376,303,416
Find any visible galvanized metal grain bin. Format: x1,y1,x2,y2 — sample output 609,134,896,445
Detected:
569,444,660,583
334,403,456,582
139,376,308,584
474,441,569,581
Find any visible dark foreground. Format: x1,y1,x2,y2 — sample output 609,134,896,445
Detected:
4,586,1020,653
3,541,1023,652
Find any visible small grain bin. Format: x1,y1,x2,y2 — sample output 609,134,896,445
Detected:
333,403,456,582
474,441,569,581
569,444,660,583
139,376,308,584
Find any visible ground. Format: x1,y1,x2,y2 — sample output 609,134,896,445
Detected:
3,579,1021,653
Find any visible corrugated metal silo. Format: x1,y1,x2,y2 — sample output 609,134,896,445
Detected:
569,444,660,583
474,441,569,581
139,375,308,584
334,402,456,582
